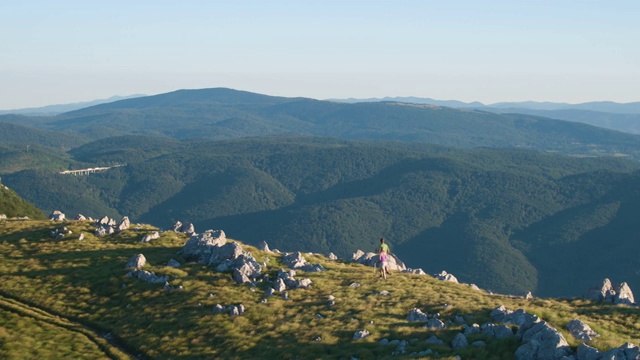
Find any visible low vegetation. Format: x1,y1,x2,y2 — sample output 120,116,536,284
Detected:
1,219,638,359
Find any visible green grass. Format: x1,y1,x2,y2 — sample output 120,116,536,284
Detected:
0,219,639,359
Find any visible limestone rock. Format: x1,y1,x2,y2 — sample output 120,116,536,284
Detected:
116,216,130,232
327,252,338,260
258,241,271,252
425,336,443,345
126,270,168,284
49,210,65,221
182,230,227,262
172,221,183,232
353,330,370,341
434,270,458,283
126,254,146,269
141,231,160,243
614,282,635,305
76,214,87,221
167,259,181,268
425,318,446,330
451,333,468,349
407,308,429,322
515,321,572,360
566,319,599,342
403,268,427,275
583,278,613,302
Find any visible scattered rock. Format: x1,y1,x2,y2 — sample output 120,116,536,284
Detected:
434,270,458,283
352,330,370,341
425,336,443,345
327,252,338,260
258,241,271,252
281,252,326,272
515,321,572,360
425,318,446,330
49,210,65,221
566,319,599,342
407,308,429,322
141,231,160,243
126,254,146,269
402,268,426,275
614,282,635,305
451,333,468,349
116,216,130,232
167,258,181,268
126,270,169,284
76,214,87,221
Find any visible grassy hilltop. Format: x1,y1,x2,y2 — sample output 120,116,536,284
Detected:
1,218,639,359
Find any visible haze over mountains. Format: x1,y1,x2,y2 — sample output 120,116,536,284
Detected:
332,96,640,135
2,87,640,298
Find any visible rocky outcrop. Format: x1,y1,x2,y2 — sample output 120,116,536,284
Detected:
94,216,130,236
181,229,262,284
182,230,226,261
351,250,407,271
490,306,573,359
172,221,196,235
258,241,271,252
116,216,130,232
515,320,572,360
584,278,635,305
49,210,65,221
577,342,640,360
614,282,635,305
276,268,312,289
281,252,326,272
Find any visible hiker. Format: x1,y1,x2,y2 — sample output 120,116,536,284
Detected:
378,237,390,279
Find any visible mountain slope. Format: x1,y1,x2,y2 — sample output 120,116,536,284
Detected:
4,136,640,297
4,88,640,159
1,219,639,359
0,181,44,219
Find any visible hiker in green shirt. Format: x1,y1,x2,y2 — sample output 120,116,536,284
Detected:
378,237,390,279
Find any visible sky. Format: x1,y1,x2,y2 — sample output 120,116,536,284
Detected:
1,0,639,109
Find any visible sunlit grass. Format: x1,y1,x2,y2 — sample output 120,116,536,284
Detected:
1,219,639,359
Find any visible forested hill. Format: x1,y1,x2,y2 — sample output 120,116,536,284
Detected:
3,88,640,159
4,135,640,297
0,180,44,219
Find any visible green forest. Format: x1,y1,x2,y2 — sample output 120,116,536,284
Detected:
3,134,640,297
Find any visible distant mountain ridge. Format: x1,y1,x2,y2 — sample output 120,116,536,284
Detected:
330,96,640,114
329,96,640,134
0,94,146,116
3,88,640,160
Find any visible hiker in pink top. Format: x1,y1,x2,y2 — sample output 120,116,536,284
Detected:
378,237,390,279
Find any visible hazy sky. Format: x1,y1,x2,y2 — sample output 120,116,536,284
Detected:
1,0,639,109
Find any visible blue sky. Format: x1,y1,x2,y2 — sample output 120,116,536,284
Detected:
1,0,639,109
